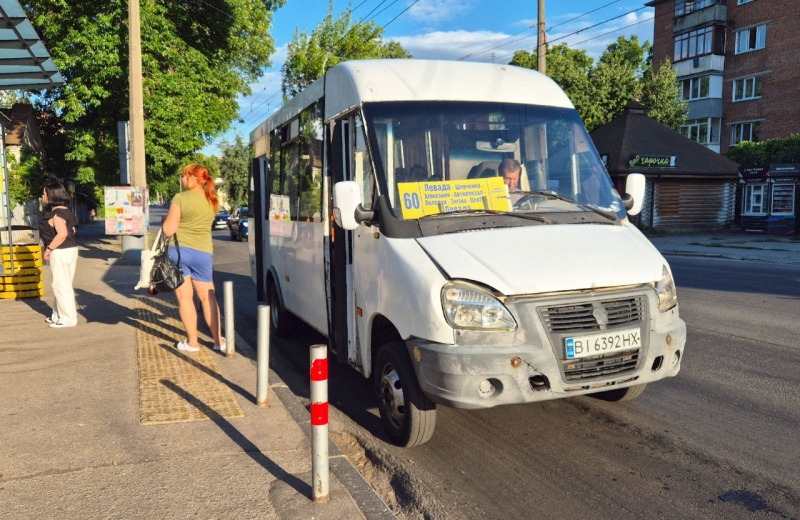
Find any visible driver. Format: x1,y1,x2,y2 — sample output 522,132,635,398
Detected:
498,158,522,191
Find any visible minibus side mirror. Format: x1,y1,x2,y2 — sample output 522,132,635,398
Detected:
623,173,646,216
333,181,374,230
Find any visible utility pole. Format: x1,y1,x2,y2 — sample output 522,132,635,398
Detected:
122,0,147,259
537,0,546,75
129,0,145,189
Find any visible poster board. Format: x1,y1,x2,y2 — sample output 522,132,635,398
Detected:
104,186,149,235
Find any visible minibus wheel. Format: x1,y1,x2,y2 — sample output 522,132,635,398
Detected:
591,383,647,402
269,282,293,337
374,343,436,447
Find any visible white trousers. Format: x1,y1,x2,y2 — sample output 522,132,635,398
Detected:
50,247,78,325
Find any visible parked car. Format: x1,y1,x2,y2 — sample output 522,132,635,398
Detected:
212,209,231,230
229,206,249,241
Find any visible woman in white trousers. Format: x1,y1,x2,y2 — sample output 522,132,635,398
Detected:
40,181,79,328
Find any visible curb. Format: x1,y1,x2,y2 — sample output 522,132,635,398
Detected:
659,249,800,265
230,327,397,520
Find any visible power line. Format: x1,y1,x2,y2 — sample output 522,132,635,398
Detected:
547,0,624,32
470,5,651,63
364,0,403,23
383,0,423,29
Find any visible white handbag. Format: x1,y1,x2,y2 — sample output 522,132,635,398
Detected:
134,228,163,290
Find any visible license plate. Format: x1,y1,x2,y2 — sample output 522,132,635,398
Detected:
564,328,641,360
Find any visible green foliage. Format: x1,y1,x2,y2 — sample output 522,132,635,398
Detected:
23,0,283,189
281,1,411,98
6,150,47,206
511,36,686,131
640,59,688,130
726,134,800,166
219,134,251,208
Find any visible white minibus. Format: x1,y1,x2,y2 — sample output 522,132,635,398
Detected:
248,60,686,447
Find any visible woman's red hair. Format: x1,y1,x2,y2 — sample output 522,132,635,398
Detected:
184,163,219,212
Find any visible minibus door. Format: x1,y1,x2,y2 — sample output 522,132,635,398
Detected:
327,114,376,372
328,118,354,365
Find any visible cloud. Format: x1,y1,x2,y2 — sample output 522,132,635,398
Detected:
406,0,474,24
391,30,518,61
391,10,654,64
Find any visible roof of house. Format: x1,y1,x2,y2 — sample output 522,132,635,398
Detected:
590,101,740,177
1,103,43,153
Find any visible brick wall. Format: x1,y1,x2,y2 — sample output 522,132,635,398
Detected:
651,0,674,74
722,0,800,153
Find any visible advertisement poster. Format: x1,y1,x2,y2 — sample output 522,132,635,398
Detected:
396,177,511,219
269,194,291,237
104,187,149,235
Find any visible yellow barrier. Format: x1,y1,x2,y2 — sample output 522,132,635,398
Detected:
0,245,44,299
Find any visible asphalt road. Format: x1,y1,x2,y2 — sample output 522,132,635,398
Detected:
203,221,799,519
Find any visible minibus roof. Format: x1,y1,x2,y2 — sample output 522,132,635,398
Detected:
250,59,574,143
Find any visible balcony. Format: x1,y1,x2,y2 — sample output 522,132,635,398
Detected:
687,98,723,120
674,54,725,76
675,4,728,33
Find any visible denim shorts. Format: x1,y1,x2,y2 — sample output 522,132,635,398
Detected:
168,245,214,283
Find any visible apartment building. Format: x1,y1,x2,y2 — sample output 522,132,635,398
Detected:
648,0,800,154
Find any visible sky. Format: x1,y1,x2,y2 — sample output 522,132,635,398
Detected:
202,0,656,156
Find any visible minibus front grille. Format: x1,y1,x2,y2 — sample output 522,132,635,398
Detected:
541,296,644,332
562,350,640,382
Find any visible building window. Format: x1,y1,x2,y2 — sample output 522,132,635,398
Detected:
771,183,795,215
730,121,761,146
674,26,725,61
680,76,710,100
675,0,718,16
733,75,764,101
737,0,755,4
743,184,766,215
735,24,766,54
681,118,720,145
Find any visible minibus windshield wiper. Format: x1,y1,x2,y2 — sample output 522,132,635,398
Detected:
418,209,548,223
517,191,618,221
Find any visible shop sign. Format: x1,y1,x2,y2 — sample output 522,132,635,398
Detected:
628,154,676,169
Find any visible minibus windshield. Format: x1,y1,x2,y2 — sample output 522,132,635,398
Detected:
363,101,624,221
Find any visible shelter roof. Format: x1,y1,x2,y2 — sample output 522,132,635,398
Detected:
0,0,63,91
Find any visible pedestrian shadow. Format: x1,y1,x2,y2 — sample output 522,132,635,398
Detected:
158,342,256,405
159,379,311,497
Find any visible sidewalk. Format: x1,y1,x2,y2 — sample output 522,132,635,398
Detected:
0,222,392,519
647,230,800,265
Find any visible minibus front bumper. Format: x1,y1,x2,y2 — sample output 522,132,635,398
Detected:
406,302,686,410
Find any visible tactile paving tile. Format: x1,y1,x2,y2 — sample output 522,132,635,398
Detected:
135,296,244,425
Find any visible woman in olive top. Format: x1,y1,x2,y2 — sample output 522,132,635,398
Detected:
40,180,79,328
161,164,226,353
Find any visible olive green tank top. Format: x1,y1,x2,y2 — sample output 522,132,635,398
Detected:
171,191,215,253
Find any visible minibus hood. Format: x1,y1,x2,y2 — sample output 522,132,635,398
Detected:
416,224,664,295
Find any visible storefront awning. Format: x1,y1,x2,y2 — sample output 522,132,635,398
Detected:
0,0,64,91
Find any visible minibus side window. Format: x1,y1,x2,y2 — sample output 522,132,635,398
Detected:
298,103,323,222
284,136,300,221
354,114,376,210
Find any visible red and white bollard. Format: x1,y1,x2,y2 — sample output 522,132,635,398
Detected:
310,344,329,503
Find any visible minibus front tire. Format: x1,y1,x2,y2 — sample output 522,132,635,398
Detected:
375,343,437,447
269,282,293,337
591,383,647,402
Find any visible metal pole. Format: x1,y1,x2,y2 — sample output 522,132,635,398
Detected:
1,123,13,275
223,281,235,357
310,344,329,503
256,304,270,407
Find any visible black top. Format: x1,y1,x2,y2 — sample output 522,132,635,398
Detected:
39,207,78,249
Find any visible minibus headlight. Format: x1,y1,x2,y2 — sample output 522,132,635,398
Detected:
652,265,678,312
441,283,517,331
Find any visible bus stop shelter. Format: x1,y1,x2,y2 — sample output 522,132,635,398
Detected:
0,0,64,281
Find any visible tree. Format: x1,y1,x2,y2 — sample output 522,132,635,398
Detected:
511,36,685,132
726,134,800,166
512,45,600,129
23,0,285,191
641,58,688,130
281,2,411,98
219,134,251,208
